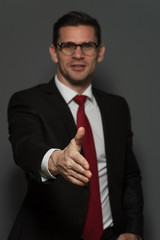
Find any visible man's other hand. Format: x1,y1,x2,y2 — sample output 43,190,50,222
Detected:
117,233,141,240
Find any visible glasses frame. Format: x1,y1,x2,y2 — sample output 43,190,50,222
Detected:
56,41,99,56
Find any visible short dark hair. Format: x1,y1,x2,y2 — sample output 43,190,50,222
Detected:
53,11,101,45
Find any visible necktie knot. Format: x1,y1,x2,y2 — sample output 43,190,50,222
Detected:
73,95,87,106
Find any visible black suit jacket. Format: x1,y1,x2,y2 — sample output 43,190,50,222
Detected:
8,78,143,240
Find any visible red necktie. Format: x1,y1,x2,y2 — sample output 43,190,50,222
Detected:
74,95,103,240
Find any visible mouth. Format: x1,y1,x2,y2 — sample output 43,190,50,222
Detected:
70,64,86,71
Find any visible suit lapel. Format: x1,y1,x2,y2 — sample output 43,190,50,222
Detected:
42,78,77,139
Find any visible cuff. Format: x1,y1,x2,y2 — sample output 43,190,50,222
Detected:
41,148,60,181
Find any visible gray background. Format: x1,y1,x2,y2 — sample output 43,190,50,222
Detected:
0,0,159,239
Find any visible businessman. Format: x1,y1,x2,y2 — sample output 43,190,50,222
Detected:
8,11,143,240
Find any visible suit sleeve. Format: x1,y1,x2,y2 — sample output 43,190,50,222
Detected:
8,91,52,183
123,100,144,237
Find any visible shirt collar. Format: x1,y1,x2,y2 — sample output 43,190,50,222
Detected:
55,75,93,104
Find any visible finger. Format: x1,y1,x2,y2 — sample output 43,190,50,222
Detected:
57,168,88,186
74,127,85,146
57,163,90,186
66,156,92,178
71,150,90,170
67,170,91,186
69,177,88,186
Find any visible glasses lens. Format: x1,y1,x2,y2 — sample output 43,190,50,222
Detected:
61,42,75,55
82,42,97,56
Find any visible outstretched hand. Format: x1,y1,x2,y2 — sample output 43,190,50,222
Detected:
48,127,92,186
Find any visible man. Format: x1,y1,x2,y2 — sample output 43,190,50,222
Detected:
8,11,143,240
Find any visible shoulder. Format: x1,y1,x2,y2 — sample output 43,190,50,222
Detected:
93,87,129,111
9,83,46,102
7,84,47,120
8,78,56,107
93,87,132,130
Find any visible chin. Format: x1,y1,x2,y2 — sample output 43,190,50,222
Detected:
68,77,90,86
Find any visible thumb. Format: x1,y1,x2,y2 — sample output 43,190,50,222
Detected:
74,127,85,146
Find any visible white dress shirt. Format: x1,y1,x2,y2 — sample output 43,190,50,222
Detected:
41,75,113,230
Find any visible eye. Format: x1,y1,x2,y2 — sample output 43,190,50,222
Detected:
83,43,92,48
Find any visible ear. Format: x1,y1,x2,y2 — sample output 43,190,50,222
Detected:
49,44,59,63
97,44,105,63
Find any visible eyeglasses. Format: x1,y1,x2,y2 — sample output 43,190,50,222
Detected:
56,41,99,56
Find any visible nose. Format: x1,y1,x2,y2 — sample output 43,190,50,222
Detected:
73,46,84,59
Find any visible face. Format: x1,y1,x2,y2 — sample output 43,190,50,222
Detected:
49,25,105,92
